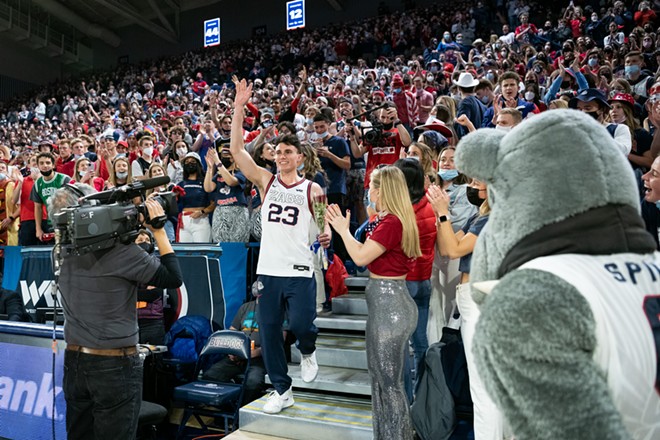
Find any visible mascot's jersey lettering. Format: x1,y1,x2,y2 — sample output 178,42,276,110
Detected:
521,253,660,438
257,175,315,278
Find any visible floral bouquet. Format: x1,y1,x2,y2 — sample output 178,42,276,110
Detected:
312,193,329,270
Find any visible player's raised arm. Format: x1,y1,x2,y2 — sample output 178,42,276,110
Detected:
230,76,273,191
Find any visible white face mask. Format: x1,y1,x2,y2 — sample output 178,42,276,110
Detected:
524,91,535,101
426,75,434,82
143,146,154,157
495,125,512,132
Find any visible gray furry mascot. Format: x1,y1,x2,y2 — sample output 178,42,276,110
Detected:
455,109,660,439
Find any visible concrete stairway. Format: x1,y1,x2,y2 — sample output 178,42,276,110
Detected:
237,274,372,440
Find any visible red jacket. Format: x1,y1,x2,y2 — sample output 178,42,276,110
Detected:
407,197,437,281
56,155,76,178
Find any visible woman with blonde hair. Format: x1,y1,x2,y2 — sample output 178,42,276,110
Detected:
326,166,421,440
406,141,436,187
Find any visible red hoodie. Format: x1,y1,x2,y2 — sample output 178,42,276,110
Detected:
407,196,437,281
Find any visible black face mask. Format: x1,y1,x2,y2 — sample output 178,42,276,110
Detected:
382,122,394,130
466,186,486,207
561,80,571,89
585,110,600,120
41,169,53,177
221,157,233,168
138,242,154,254
183,163,197,173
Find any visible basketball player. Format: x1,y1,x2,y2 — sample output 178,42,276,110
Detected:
230,77,331,414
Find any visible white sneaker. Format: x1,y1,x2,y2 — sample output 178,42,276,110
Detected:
262,387,294,414
300,351,319,383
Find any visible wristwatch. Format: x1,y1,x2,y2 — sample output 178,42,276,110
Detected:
437,215,448,223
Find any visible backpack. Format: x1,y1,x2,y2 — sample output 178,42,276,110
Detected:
165,315,212,363
411,327,472,440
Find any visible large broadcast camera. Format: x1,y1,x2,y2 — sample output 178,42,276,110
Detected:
347,103,393,147
53,176,177,256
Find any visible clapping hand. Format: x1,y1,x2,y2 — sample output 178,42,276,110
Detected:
325,204,350,234
232,76,253,108
426,185,450,215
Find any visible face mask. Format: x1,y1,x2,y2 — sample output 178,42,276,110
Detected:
480,95,490,104
138,242,154,254
588,58,598,67
74,154,83,160
486,73,495,82
495,125,512,132
443,34,451,41
625,65,640,77
438,169,459,181
393,88,402,94
307,87,314,93
382,122,394,130
177,148,188,157
474,60,482,68
655,200,660,210
426,75,434,82
591,16,598,22
221,157,233,168
184,163,197,173
41,169,53,177
367,190,377,210
344,67,350,73
524,91,535,101
466,186,486,206
430,66,439,73
0,173,6,180
352,69,359,75
143,146,154,157
357,79,364,86
30,167,39,175
297,163,305,172
407,155,420,161
501,51,508,58
451,93,461,100
116,171,128,180
585,110,600,120
317,131,329,139
116,153,127,158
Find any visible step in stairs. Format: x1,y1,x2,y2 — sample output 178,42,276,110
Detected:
237,274,371,439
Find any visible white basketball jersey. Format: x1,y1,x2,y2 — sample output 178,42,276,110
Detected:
257,175,315,278
520,253,660,439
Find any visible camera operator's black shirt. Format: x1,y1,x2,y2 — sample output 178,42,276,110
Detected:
59,243,164,349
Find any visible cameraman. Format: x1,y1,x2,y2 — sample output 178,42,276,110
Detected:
348,102,412,198
49,183,183,440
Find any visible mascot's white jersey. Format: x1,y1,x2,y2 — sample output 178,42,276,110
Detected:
257,174,315,278
520,253,660,440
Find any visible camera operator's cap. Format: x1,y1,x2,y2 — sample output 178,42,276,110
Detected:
184,151,202,164
569,88,611,109
261,108,275,119
417,116,453,138
608,92,635,108
452,72,479,88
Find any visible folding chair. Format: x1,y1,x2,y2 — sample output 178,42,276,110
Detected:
172,330,251,439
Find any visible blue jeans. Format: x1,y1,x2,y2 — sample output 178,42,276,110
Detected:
63,350,143,440
406,280,432,385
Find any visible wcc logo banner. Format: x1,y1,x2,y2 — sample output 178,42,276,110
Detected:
0,342,66,439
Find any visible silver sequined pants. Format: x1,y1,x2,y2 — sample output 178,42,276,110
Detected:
366,278,417,440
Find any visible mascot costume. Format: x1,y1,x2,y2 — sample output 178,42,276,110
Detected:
455,109,660,439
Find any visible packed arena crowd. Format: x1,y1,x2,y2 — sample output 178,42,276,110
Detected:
0,0,657,247
0,0,659,438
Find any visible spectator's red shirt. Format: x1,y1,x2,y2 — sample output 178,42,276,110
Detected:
192,80,207,96
393,90,418,126
515,23,538,38
364,127,404,189
55,155,76,178
634,10,657,26
570,17,585,38
19,177,46,221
